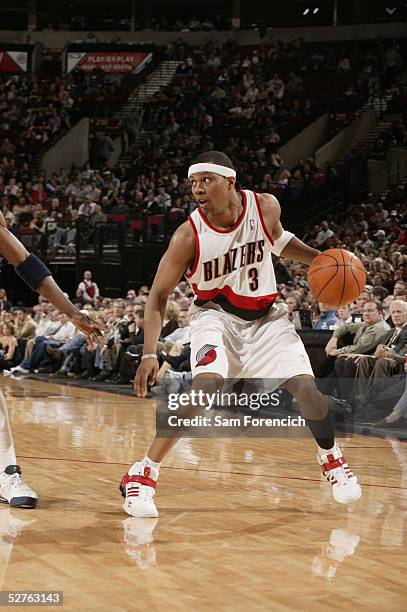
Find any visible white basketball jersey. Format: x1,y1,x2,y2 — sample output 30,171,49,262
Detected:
186,190,279,321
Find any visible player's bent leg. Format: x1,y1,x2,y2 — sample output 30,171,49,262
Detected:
121,373,224,517
284,375,361,505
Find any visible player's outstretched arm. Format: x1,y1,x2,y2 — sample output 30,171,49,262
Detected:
0,211,105,348
258,193,320,265
135,221,195,397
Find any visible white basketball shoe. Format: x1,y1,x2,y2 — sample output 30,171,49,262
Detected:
317,446,362,504
120,462,159,517
0,465,38,508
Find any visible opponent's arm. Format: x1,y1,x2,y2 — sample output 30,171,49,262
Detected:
258,193,320,265
135,221,196,397
0,211,104,347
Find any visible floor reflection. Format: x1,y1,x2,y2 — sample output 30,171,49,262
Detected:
0,509,36,589
122,518,158,570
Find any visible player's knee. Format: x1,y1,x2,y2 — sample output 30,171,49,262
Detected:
286,375,322,407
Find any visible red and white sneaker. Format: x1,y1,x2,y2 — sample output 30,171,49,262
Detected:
317,446,362,504
120,462,159,518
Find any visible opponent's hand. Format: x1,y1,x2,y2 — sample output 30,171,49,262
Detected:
70,311,106,349
134,358,159,398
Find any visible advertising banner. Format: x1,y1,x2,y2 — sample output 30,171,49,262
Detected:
67,51,152,74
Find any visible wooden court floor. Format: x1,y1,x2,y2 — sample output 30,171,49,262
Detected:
0,377,406,611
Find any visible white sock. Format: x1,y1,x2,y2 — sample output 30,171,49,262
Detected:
129,456,160,476
318,442,338,456
142,456,161,471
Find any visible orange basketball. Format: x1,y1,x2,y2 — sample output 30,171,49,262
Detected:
307,248,366,307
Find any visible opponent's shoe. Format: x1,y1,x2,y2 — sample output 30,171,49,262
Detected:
317,446,362,504
0,465,38,508
120,462,159,517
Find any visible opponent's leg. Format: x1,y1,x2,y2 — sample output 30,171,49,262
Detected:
121,373,224,517
284,375,361,504
0,391,38,508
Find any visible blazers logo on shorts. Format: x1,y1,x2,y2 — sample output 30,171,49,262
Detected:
196,344,217,367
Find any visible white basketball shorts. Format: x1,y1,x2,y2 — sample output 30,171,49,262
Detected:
190,303,314,381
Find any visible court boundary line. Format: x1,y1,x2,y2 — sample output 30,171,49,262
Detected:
16,454,407,490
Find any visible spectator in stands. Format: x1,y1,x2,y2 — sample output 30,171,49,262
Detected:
9,314,76,375
108,308,145,385
94,132,114,166
89,204,106,227
91,300,127,381
126,289,137,301
313,303,339,330
351,289,373,320
336,305,353,325
354,300,407,396
323,299,390,398
284,292,302,321
160,309,191,346
315,221,334,247
47,331,88,377
383,294,395,325
327,300,390,356
0,289,11,312
155,187,172,211
76,270,100,305
0,323,19,371
13,308,36,341
161,301,180,337
394,280,406,295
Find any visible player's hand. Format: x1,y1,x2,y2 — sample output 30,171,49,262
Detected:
134,358,159,398
70,311,106,350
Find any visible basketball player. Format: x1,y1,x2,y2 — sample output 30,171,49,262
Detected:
120,151,361,517
0,208,104,508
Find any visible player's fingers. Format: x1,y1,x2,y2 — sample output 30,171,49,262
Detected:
92,330,106,347
94,321,107,331
148,366,158,387
86,336,95,351
140,369,150,397
135,368,148,397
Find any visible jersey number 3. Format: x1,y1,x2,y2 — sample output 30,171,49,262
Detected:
248,267,258,291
